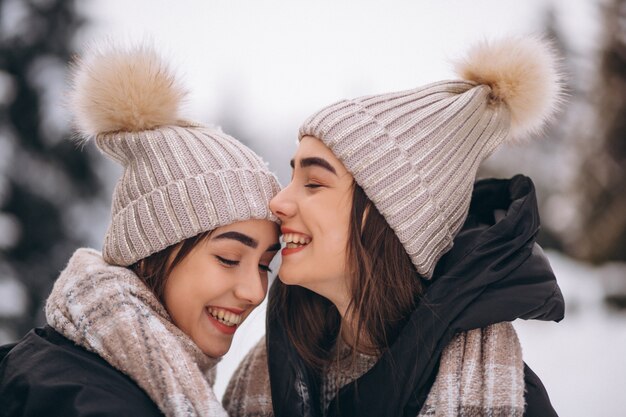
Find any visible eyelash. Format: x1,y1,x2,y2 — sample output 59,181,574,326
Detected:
259,264,273,273
215,256,272,273
216,255,238,267
304,183,323,189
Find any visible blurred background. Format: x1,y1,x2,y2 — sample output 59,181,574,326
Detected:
1,0,625,415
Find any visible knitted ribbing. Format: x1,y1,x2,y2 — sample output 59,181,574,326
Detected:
300,81,509,278
97,123,280,266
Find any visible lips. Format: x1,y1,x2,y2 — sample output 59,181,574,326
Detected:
206,306,244,335
280,227,311,256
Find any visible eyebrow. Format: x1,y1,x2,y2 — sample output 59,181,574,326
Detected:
213,231,280,252
213,231,257,248
289,157,337,175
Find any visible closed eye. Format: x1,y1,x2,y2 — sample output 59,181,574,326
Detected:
259,264,273,273
304,183,323,189
215,255,239,267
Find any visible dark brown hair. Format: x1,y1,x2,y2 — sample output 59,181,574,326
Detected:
269,183,423,370
129,231,212,304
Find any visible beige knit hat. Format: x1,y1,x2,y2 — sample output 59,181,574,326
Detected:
299,36,563,279
69,45,281,266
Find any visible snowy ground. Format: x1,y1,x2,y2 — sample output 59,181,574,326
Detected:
515,252,626,417
214,251,626,416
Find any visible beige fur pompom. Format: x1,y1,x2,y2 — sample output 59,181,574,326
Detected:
454,36,564,140
69,44,185,136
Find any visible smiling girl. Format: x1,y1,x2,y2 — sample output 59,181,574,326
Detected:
0,45,280,417
225,37,565,417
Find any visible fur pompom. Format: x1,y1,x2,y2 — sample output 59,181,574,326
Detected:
69,44,185,136
454,36,564,140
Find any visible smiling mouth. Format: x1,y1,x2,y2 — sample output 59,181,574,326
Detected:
207,307,243,327
282,232,312,249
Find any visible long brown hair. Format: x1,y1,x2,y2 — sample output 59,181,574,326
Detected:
269,183,423,370
129,231,212,304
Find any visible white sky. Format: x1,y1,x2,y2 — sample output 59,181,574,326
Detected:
76,0,594,183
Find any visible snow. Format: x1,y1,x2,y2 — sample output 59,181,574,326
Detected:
515,252,626,416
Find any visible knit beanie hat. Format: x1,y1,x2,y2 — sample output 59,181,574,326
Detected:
299,36,563,279
69,45,281,266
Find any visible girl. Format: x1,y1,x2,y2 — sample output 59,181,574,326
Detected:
224,36,565,416
0,45,281,416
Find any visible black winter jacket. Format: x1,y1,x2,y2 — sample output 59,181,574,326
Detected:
267,175,564,417
0,325,163,417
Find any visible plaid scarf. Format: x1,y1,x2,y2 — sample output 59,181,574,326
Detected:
46,248,227,417
418,322,525,417
224,322,524,416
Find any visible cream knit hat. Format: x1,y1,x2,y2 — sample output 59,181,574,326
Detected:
70,45,281,266
299,36,563,279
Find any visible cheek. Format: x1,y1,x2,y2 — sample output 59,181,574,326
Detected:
308,212,350,275
163,279,193,333
320,227,349,255
164,264,226,322
317,198,351,251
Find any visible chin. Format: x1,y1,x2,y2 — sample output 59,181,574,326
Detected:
278,272,328,299
278,258,312,283
278,262,337,285
277,269,306,287
195,337,232,358
200,344,229,358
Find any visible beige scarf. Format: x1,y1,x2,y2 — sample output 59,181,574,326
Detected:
45,248,228,417
417,323,525,417
224,322,525,416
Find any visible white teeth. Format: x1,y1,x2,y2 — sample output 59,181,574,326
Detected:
282,233,311,245
208,307,242,327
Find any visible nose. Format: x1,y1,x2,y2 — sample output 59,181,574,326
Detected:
270,183,296,220
234,270,267,306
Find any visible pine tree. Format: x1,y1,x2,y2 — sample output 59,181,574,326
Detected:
568,0,626,263
0,0,103,339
